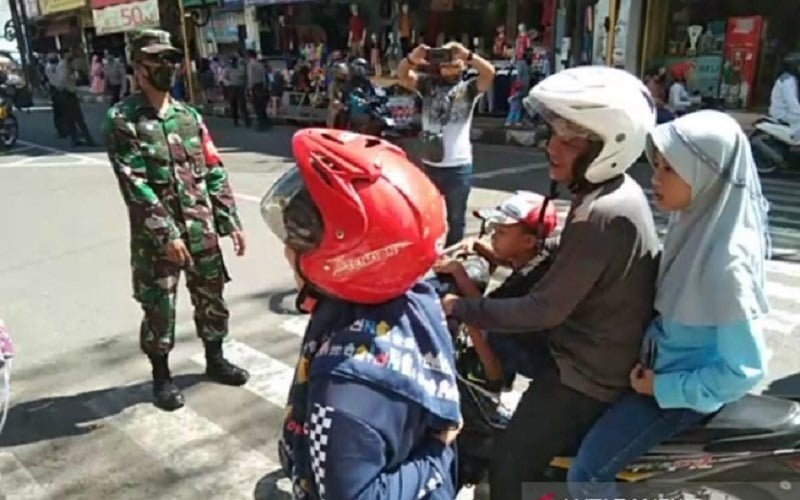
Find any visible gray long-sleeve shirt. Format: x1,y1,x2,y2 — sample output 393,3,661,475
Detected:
451,174,661,402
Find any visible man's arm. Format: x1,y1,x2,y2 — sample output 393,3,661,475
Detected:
451,220,612,332
398,44,430,92
190,110,242,236
446,42,496,93
104,107,181,249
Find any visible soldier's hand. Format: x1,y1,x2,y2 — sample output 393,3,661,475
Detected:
165,239,193,267
231,230,246,257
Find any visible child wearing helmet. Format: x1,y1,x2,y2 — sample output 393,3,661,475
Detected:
433,190,558,391
440,66,662,498
261,129,462,500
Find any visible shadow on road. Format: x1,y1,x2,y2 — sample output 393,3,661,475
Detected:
0,375,203,447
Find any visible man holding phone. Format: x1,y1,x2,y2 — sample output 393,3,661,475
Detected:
399,42,496,247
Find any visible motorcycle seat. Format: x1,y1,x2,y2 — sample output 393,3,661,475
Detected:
757,116,790,126
669,394,800,452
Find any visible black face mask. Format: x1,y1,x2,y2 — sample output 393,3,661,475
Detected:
145,62,175,91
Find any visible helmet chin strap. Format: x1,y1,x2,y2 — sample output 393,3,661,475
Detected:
292,252,320,313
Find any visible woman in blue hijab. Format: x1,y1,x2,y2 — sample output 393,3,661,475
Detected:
567,110,771,498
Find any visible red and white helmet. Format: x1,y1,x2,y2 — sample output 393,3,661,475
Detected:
524,66,656,184
260,129,447,304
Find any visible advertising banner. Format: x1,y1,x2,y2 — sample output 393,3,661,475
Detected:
91,0,159,36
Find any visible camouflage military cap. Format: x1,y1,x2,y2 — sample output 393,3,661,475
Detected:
129,29,182,62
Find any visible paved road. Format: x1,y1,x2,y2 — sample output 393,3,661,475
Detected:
0,105,798,499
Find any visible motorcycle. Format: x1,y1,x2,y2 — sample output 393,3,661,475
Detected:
749,116,800,175
430,249,800,500
0,81,19,149
345,86,407,140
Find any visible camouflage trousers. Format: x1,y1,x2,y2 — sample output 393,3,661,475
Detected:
132,245,231,355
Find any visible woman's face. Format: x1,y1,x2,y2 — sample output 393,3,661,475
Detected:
651,149,692,212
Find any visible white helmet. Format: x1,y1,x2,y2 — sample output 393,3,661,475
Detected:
524,66,656,184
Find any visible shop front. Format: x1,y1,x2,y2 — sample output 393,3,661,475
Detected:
88,0,159,57
200,3,246,56
640,0,798,109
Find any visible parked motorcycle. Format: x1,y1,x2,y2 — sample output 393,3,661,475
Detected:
0,80,19,149
749,116,800,175
345,85,420,143
430,251,800,500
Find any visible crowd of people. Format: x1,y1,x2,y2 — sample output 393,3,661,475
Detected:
9,24,764,500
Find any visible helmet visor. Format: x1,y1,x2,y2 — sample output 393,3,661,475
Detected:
522,94,601,141
260,166,305,243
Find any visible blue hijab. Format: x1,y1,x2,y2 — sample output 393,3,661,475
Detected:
645,110,771,325
281,280,461,497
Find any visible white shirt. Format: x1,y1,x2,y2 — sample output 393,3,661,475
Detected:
768,73,800,125
419,76,482,167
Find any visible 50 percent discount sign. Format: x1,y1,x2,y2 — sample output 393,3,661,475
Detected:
92,0,160,36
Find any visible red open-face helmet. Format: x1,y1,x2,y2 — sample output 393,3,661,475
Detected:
261,129,447,304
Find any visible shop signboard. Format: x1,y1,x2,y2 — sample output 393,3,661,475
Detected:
39,0,86,15
91,0,159,36
205,11,244,44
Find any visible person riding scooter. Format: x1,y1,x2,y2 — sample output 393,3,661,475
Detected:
440,66,661,500
768,53,800,142
344,58,378,132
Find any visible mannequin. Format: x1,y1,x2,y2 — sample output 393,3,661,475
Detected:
515,23,531,61
369,33,382,76
278,14,296,55
493,25,506,58
386,32,402,76
398,2,415,54
348,3,366,57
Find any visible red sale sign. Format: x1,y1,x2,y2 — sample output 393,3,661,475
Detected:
91,0,160,36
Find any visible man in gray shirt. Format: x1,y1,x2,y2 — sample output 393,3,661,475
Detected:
441,67,661,499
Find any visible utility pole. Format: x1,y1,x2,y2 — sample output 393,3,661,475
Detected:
7,0,35,92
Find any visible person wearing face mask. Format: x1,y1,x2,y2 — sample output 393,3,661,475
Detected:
440,67,661,500
398,42,496,247
103,29,250,412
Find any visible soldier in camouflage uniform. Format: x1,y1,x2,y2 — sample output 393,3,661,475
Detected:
104,29,250,411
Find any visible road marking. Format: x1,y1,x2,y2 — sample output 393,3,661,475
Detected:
0,452,47,500
15,140,107,165
190,340,294,408
82,382,283,500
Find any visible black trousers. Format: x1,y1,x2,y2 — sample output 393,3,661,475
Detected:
228,85,250,127
488,349,609,500
251,84,271,130
62,92,92,143
50,87,67,137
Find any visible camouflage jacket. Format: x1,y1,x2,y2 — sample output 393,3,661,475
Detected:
104,93,242,254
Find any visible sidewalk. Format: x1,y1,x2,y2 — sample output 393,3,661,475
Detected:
73,87,761,147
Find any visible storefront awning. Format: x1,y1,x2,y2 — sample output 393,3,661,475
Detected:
40,0,87,16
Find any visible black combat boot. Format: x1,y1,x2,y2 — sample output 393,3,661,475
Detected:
148,353,185,411
204,340,250,386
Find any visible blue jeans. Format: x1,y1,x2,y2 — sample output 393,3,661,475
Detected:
487,332,554,387
422,163,472,247
568,392,706,498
